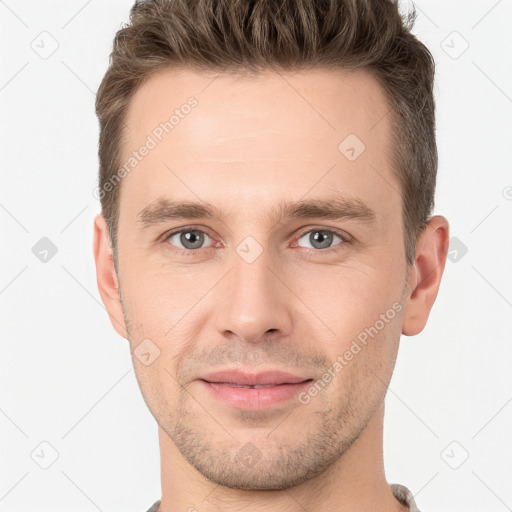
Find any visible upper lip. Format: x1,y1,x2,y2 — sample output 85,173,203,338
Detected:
200,369,313,386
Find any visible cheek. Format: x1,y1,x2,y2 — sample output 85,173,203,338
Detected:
120,259,211,337
293,263,402,346
119,263,215,394
320,301,403,409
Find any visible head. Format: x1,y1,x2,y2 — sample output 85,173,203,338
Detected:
93,0,449,491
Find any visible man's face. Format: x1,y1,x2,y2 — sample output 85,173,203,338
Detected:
114,67,410,489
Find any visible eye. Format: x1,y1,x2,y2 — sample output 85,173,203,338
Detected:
166,229,213,251
295,228,347,251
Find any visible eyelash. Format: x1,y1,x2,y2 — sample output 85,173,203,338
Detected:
158,225,352,257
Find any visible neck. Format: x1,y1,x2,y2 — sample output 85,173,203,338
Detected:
157,402,406,512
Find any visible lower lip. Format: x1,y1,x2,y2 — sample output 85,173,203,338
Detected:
200,380,312,410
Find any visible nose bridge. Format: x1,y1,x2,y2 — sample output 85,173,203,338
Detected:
213,246,292,343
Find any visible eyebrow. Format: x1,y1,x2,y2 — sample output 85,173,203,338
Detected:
136,195,377,228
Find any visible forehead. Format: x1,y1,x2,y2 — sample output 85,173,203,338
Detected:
122,66,391,153
119,66,398,223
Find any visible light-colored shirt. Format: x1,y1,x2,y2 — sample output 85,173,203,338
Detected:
145,482,421,511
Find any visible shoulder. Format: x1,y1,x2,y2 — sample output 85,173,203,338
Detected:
144,500,161,512
390,483,421,512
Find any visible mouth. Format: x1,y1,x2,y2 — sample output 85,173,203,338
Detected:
200,369,313,386
206,382,305,388
198,370,314,410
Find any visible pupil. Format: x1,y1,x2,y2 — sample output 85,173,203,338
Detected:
311,230,332,249
181,230,204,249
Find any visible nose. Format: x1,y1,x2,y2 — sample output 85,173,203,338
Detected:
212,249,293,344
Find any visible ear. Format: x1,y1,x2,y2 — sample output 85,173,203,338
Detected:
92,213,128,339
402,215,450,336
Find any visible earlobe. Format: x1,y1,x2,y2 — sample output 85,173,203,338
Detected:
401,215,450,336
92,213,128,339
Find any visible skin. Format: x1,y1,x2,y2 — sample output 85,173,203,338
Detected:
93,67,449,512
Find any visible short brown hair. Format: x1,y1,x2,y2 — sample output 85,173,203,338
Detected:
96,0,437,266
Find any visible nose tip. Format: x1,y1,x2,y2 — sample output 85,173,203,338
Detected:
221,316,277,345
213,257,293,344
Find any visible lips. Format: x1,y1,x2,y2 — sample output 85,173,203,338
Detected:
199,370,314,410
219,383,281,389
200,369,312,387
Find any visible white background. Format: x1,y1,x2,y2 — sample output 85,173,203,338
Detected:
1,1,511,511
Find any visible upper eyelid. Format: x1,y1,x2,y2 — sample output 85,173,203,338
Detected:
296,226,351,241
158,225,210,241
